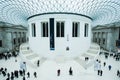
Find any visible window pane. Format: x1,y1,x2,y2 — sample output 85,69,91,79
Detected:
41,22,48,37
13,38,16,44
61,22,64,37
72,23,74,37
0,40,2,47
46,22,48,37
56,22,60,37
85,23,89,37
31,23,36,37
43,23,45,37
77,23,80,37
72,22,79,37
75,23,78,37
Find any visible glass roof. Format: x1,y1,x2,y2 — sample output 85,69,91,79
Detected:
0,0,120,27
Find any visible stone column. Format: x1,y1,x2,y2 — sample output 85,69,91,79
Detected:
19,32,22,45
106,31,112,51
93,32,95,42
101,32,104,48
5,32,13,51
101,32,103,45
11,32,14,50
23,32,27,42
97,32,99,44
16,32,20,47
99,32,101,45
15,32,18,47
95,32,97,42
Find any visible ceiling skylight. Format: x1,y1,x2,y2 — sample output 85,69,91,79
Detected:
0,0,120,27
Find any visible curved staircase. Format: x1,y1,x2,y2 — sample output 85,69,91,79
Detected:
20,42,46,67
20,42,100,69
74,43,100,69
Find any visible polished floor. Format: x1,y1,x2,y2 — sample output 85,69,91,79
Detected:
0,53,120,80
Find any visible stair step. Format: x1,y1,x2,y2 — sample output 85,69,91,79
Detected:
26,54,39,60
87,50,98,54
33,57,46,65
81,53,94,59
74,57,86,67
90,46,99,50
23,52,33,56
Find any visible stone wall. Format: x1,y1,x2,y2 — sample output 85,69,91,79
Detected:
0,22,28,53
92,25,120,52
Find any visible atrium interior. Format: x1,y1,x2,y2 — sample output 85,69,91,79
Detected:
0,0,120,80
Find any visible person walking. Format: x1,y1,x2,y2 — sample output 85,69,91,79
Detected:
108,65,112,70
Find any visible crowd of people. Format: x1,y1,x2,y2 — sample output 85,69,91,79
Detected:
0,48,120,80
0,50,38,80
0,67,37,80
0,50,18,61
99,50,120,79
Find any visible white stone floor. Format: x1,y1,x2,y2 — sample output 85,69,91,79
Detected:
0,54,120,80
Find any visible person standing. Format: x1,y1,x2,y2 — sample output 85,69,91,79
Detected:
108,65,112,70
34,72,37,78
27,72,30,78
97,61,101,75
23,76,26,80
57,69,60,76
23,62,27,71
117,70,120,76
69,67,73,75
103,62,106,67
100,70,103,76
37,60,40,67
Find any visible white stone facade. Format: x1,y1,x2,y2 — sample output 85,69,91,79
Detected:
28,13,92,58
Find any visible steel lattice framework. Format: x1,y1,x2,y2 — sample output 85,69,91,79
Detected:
0,0,120,27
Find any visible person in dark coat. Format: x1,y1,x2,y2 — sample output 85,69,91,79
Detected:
11,72,14,77
19,70,23,76
69,67,73,75
100,70,103,76
117,70,120,76
34,72,37,78
23,76,26,80
57,69,60,76
2,71,6,76
103,62,106,67
27,72,30,78
5,68,7,72
11,75,14,80
23,69,25,76
14,70,18,78
37,60,40,67
6,77,10,80
7,73,10,78
108,65,112,70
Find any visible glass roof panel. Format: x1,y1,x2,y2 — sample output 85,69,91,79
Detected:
0,0,120,27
